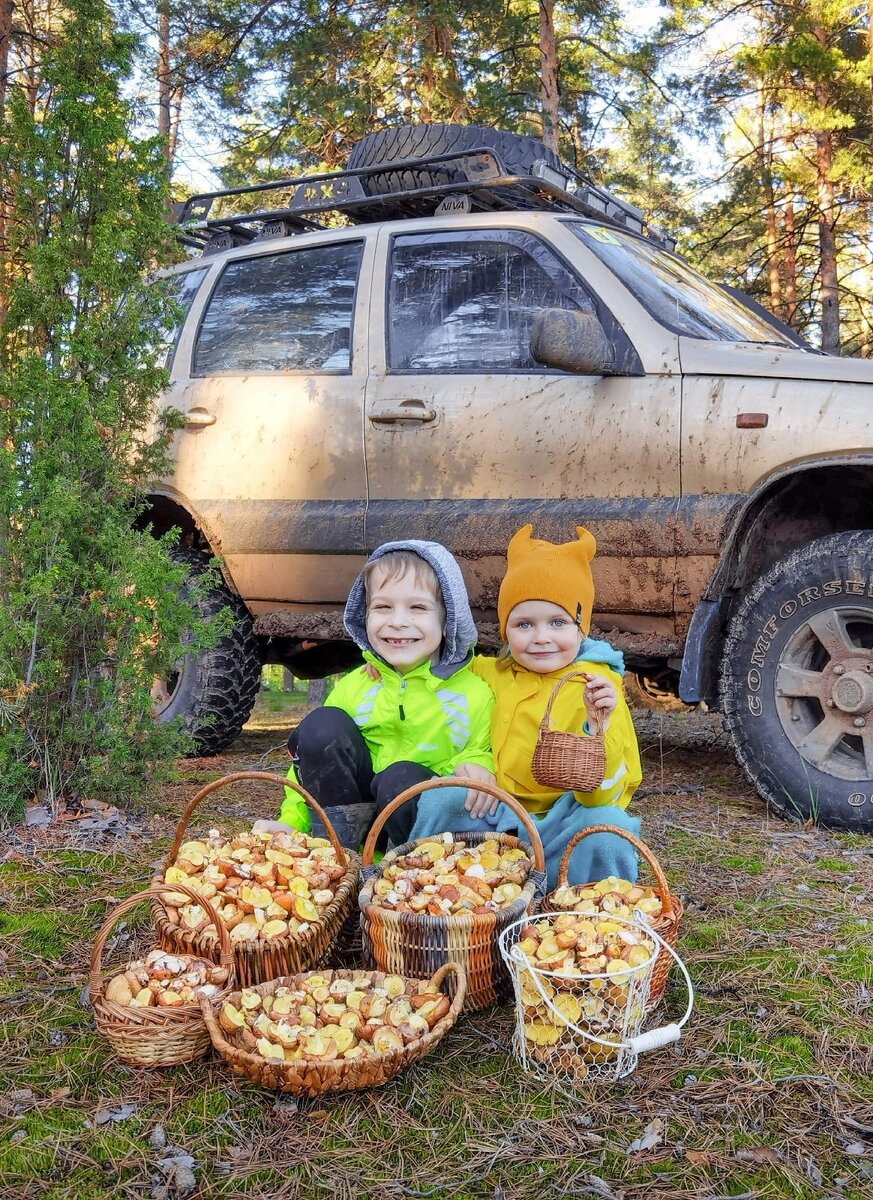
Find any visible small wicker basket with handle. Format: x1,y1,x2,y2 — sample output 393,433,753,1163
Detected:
200,961,466,1096
90,882,234,1067
542,824,683,1007
359,776,547,1010
530,671,605,793
152,771,359,987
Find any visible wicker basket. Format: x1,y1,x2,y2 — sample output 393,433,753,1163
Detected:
359,777,547,1011
200,962,466,1096
90,883,234,1067
152,771,360,987
542,824,683,1007
530,671,605,792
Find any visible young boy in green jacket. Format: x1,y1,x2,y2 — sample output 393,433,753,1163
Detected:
254,540,495,848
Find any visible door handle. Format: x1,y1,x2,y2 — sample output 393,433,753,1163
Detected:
184,407,216,427
369,401,437,424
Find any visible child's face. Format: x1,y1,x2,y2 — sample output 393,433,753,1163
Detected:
505,600,582,673
365,564,445,673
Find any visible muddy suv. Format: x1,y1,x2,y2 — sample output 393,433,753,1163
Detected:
147,123,873,833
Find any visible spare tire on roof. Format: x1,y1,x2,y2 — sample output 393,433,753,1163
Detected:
345,123,562,202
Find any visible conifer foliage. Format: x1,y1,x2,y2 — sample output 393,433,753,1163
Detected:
0,0,208,815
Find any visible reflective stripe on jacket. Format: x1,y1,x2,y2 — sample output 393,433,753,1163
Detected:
312,651,494,778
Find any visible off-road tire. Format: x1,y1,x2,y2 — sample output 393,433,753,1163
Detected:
346,122,562,201
153,548,261,756
721,531,873,831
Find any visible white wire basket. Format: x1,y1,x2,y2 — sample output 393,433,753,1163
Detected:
498,910,693,1083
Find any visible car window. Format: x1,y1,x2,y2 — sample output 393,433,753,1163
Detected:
154,267,208,369
387,230,598,372
193,241,364,375
568,222,797,345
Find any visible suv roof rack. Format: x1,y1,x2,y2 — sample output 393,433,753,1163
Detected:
174,147,677,256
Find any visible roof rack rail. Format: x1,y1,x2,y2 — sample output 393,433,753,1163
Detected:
174,147,676,255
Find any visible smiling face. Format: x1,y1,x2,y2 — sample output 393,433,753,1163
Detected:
505,600,583,673
365,561,445,673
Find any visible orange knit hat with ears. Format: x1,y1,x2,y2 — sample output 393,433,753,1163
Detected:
498,524,597,639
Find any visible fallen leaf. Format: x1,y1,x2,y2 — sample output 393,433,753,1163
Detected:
49,1087,71,1101
626,1118,664,1154
736,1146,780,1164
94,1103,138,1125
23,805,51,828
844,1142,868,1157
685,1149,711,1166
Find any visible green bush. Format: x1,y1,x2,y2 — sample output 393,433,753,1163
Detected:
0,0,208,816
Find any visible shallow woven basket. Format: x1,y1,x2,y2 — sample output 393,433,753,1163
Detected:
90,882,234,1067
200,962,466,1096
359,777,547,1011
542,823,683,1007
152,771,360,988
531,670,605,793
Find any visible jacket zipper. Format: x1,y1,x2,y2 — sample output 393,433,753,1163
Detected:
398,677,406,721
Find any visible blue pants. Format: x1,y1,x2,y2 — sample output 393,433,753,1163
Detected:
407,787,640,891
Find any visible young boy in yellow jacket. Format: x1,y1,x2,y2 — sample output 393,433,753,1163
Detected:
408,524,642,888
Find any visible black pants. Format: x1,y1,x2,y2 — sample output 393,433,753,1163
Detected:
289,707,433,847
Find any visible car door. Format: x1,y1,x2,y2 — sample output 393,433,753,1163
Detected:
166,230,374,607
363,220,680,635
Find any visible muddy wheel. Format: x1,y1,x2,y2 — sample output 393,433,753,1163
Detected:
152,548,262,755
721,531,873,830
346,123,562,203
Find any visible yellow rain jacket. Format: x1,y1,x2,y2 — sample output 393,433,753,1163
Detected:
470,655,641,815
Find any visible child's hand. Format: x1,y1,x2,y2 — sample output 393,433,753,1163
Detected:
584,673,618,729
252,819,295,835
454,762,499,818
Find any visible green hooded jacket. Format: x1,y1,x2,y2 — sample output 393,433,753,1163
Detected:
279,539,494,828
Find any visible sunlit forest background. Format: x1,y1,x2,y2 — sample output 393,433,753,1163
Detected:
5,0,873,353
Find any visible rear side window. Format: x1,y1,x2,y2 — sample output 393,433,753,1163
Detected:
193,241,364,375
387,230,597,372
157,267,207,368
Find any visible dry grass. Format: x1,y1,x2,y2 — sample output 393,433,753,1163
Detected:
1,711,872,1200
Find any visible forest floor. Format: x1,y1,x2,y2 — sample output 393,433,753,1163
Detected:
2,693,872,1200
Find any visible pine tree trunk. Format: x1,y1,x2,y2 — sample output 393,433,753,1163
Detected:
782,197,799,331
538,0,559,153
0,0,12,329
157,0,171,159
0,0,12,121
757,89,784,321
815,126,840,354
419,5,465,123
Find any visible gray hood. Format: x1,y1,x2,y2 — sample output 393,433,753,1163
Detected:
343,540,478,679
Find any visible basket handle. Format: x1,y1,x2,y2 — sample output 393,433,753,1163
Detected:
554,823,674,916
361,775,546,872
162,770,347,870
89,881,233,1005
429,961,468,1014
539,671,603,737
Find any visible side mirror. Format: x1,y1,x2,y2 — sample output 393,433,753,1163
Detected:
530,308,614,374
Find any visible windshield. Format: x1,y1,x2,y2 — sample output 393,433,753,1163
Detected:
568,222,797,345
